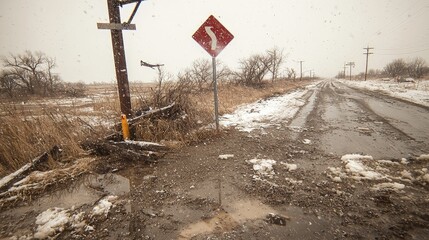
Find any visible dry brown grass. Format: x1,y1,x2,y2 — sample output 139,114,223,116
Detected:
192,80,310,117
0,79,310,177
132,79,311,144
0,106,99,177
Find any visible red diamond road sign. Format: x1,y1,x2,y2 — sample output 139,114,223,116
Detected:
192,15,234,58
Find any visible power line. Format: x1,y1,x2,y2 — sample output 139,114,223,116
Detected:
376,48,429,56
377,43,429,51
369,0,427,42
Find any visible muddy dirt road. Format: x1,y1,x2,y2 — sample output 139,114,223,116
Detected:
311,81,429,159
1,80,428,239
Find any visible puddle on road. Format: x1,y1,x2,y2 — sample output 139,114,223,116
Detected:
3,173,130,216
179,199,273,239
179,198,331,239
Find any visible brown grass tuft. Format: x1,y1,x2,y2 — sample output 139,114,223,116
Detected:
0,106,94,176
132,79,311,144
0,79,310,177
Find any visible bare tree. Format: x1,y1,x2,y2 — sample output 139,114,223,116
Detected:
407,57,428,79
266,47,285,82
2,51,45,94
190,59,211,89
42,56,60,94
0,70,18,97
153,66,173,107
1,51,62,96
384,59,407,79
286,68,296,80
179,59,233,90
236,54,271,86
215,61,234,85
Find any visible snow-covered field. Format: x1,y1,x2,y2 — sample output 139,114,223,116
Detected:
340,79,429,107
1,92,119,128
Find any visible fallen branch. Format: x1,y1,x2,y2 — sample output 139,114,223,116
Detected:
0,157,93,208
132,102,177,123
0,152,49,192
112,140,169,152
113,102,177,131
82,140,166,162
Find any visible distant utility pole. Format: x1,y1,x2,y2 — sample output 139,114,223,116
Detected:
346,62,355,80
309,70,314,79
343,63,347,79
299,61,304,81
363,46,374,81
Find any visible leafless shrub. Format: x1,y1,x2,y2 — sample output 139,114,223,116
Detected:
286,68,297,80
60,82,87,97
384,59,408,79
235,54,272,87
1,51,62,97
0,51,88,99
407,57,428,79
266,47,285,82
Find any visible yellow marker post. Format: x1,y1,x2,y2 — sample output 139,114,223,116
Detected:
121,114,130,140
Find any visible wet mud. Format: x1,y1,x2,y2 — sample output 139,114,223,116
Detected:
1,80,428,239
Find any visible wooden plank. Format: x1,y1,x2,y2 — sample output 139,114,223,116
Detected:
97,23,136,30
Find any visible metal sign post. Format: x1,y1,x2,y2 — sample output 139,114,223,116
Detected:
192,15,234,131
212,56,219,130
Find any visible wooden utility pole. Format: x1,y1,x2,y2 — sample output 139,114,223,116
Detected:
346,62,355,80
98,0,142,117
363,46,374,81
299,61,304,81
107,0,132,116
343,63,347,79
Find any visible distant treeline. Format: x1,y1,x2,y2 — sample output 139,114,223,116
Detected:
336,57,429,80
1,47,315,99
0,51,86,99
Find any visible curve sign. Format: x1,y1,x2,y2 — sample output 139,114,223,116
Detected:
192,15,234,58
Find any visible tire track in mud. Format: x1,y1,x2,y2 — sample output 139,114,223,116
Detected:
305,80,427,159
333,81,429,142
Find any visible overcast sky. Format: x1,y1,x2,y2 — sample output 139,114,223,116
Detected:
0,0,428,83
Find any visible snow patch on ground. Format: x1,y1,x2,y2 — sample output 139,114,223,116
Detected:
92,195,118,217
124,140,163,147
416,154,429,161
247,159,276,178
280,162,298,171
328,153,429,191
218,154,234,160
340,79,429,107
30,195,118,239
422,174,429,183
284,177,303,185
341,154,383,180
341,154,373,161
371,182,405,192
220,88,309,132
34,208,70,239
